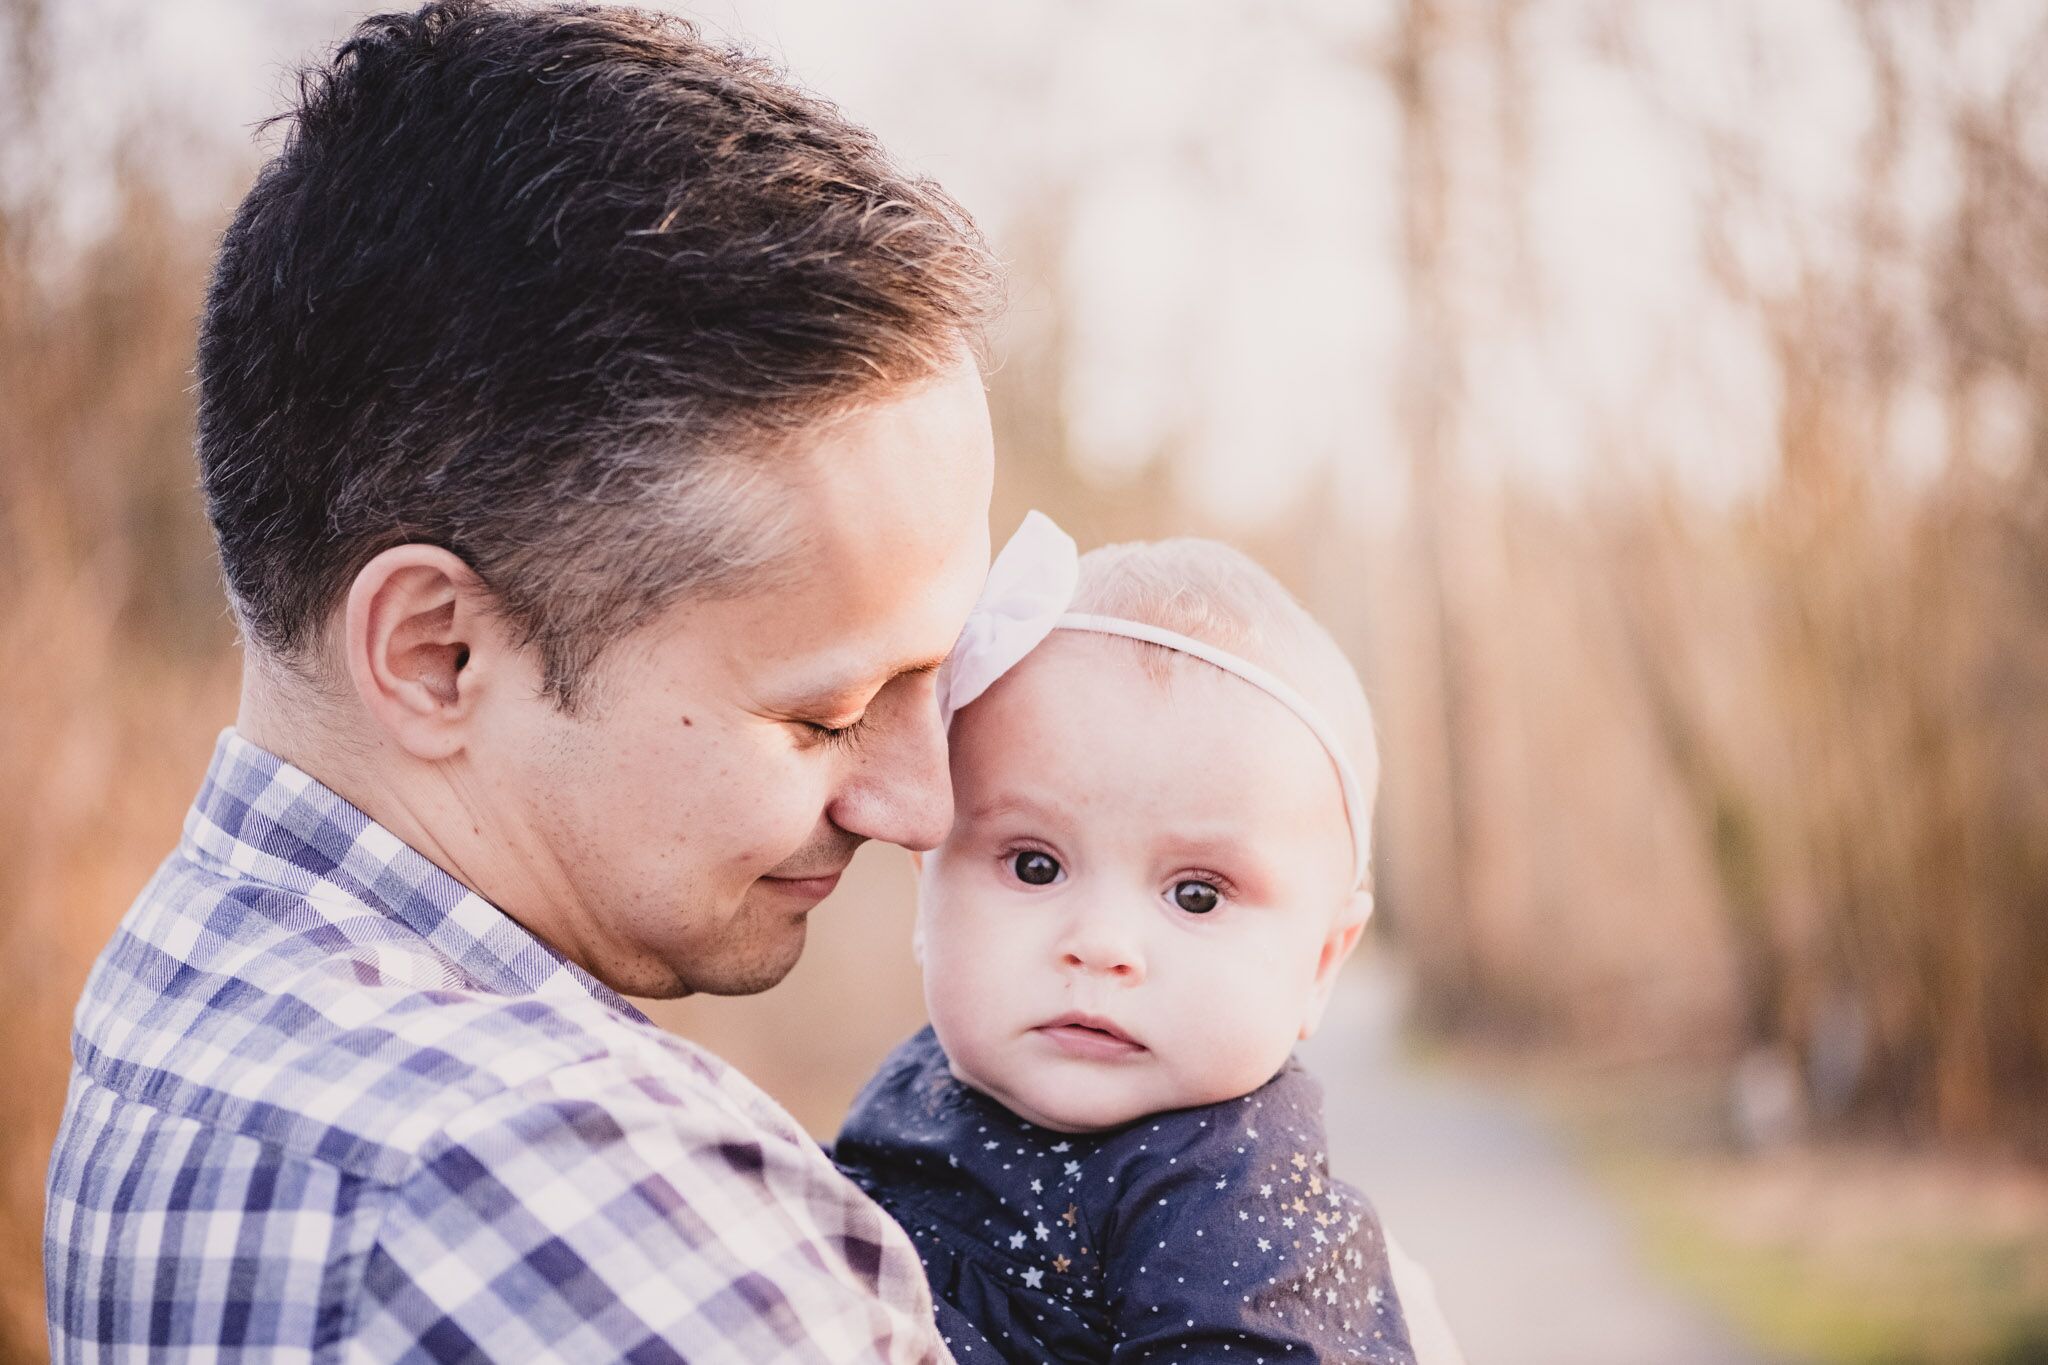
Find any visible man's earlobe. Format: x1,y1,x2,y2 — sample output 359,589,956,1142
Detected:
345,544,493,761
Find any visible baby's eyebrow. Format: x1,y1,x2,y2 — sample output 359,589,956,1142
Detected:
1156,830,1269,870
964,792,1061,824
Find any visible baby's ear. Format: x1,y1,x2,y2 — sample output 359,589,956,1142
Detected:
1298,890,1374,1040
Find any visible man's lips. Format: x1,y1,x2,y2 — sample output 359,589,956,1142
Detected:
1034,1012,1146,1060
756,867,847,900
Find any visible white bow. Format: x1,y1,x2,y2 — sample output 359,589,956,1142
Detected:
936,510,1080,725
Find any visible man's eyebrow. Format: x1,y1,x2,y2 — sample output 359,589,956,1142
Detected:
788,653,948,707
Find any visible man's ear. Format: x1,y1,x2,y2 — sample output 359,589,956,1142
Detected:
1298,890,1374,1041
343,544,499,761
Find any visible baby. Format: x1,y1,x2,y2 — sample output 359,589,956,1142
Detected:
835,515,1458,1364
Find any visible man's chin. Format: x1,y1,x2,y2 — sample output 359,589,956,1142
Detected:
675,918,810,998
613,884,818,999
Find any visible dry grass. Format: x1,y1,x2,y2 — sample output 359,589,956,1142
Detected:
2,1,2046,1359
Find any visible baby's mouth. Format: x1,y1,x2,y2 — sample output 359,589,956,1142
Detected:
1034,1012,1145,1059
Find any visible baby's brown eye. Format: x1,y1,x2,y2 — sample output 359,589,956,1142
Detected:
1172,880,1219,914
1012,851,1062,886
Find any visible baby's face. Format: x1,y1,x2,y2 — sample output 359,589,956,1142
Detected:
918,633,1364,1133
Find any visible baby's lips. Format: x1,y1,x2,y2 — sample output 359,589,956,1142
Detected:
1036,1011,1144,1049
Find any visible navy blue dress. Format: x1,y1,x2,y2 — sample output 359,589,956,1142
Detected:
834,1028,1417,1364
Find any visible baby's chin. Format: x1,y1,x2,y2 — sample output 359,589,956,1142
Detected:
950,1054,1198,1135
988,1080,1150,1134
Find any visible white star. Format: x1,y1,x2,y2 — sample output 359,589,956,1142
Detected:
1282,1217,1295,1229
1063,1160,1080,1177
1312,1229,1328,1245
1214,1178,1228,1190
1260,1184,1273,1197
1022,1268,1044,1289
1324,1289,1338,1305
984,1140,1000,1151
1030,1178,1043,1194
1008,1232,1027,1250
1034,1222,1050,1241
1050,1141,1071,1153
1257,1238,1272,1253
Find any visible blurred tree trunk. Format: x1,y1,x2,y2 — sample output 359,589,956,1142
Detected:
1386,0,1483,1017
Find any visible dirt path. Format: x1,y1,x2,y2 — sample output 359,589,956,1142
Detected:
1300,961,1775,1365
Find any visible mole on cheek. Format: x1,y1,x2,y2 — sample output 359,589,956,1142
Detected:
681,715,693,727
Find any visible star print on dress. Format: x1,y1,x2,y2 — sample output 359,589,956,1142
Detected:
833,1026,1417,1365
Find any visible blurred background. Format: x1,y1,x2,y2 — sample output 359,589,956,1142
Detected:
3,0,2046,1361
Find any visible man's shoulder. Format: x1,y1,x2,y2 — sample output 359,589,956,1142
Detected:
69,849,793,1185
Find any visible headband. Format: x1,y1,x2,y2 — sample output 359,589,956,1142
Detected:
938,512,1372,890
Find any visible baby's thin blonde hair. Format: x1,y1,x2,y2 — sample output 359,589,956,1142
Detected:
1069,539,1380,843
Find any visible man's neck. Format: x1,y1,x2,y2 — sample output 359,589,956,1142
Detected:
233,661,591,965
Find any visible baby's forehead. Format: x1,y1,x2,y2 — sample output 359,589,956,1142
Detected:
994,631,1345,736
955,638,1353,826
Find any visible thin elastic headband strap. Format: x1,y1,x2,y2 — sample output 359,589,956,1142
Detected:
1055,612,1371,891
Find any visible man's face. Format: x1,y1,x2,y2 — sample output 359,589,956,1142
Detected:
471,356,994,997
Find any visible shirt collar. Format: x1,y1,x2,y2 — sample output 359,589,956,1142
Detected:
184,728,648,1021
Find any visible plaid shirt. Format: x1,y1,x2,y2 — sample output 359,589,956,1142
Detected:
45,731,952,1364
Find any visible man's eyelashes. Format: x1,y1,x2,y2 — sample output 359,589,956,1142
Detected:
804,714,872,750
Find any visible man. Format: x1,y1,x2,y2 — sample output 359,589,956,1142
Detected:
45,4,1000,1360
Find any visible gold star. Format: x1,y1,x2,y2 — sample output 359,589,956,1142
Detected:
1061,1204,1079,1227
1308,1175,1323,1196
1291,1153,1308,1170
1290,1198,1309,1216
1052,1254,1071,1273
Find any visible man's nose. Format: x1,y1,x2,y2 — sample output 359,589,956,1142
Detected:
1055,902,1147,984
826,686,955,853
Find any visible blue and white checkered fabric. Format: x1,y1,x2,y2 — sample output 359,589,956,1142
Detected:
45,730,951,1363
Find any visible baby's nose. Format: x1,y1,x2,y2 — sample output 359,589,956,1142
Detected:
1060,948,1142,980
1056,919,1146,983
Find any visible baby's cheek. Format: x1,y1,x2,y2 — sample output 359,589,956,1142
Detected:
1171,982,1300,1102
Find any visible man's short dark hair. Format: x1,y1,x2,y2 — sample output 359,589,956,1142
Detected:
197,0,1000,708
